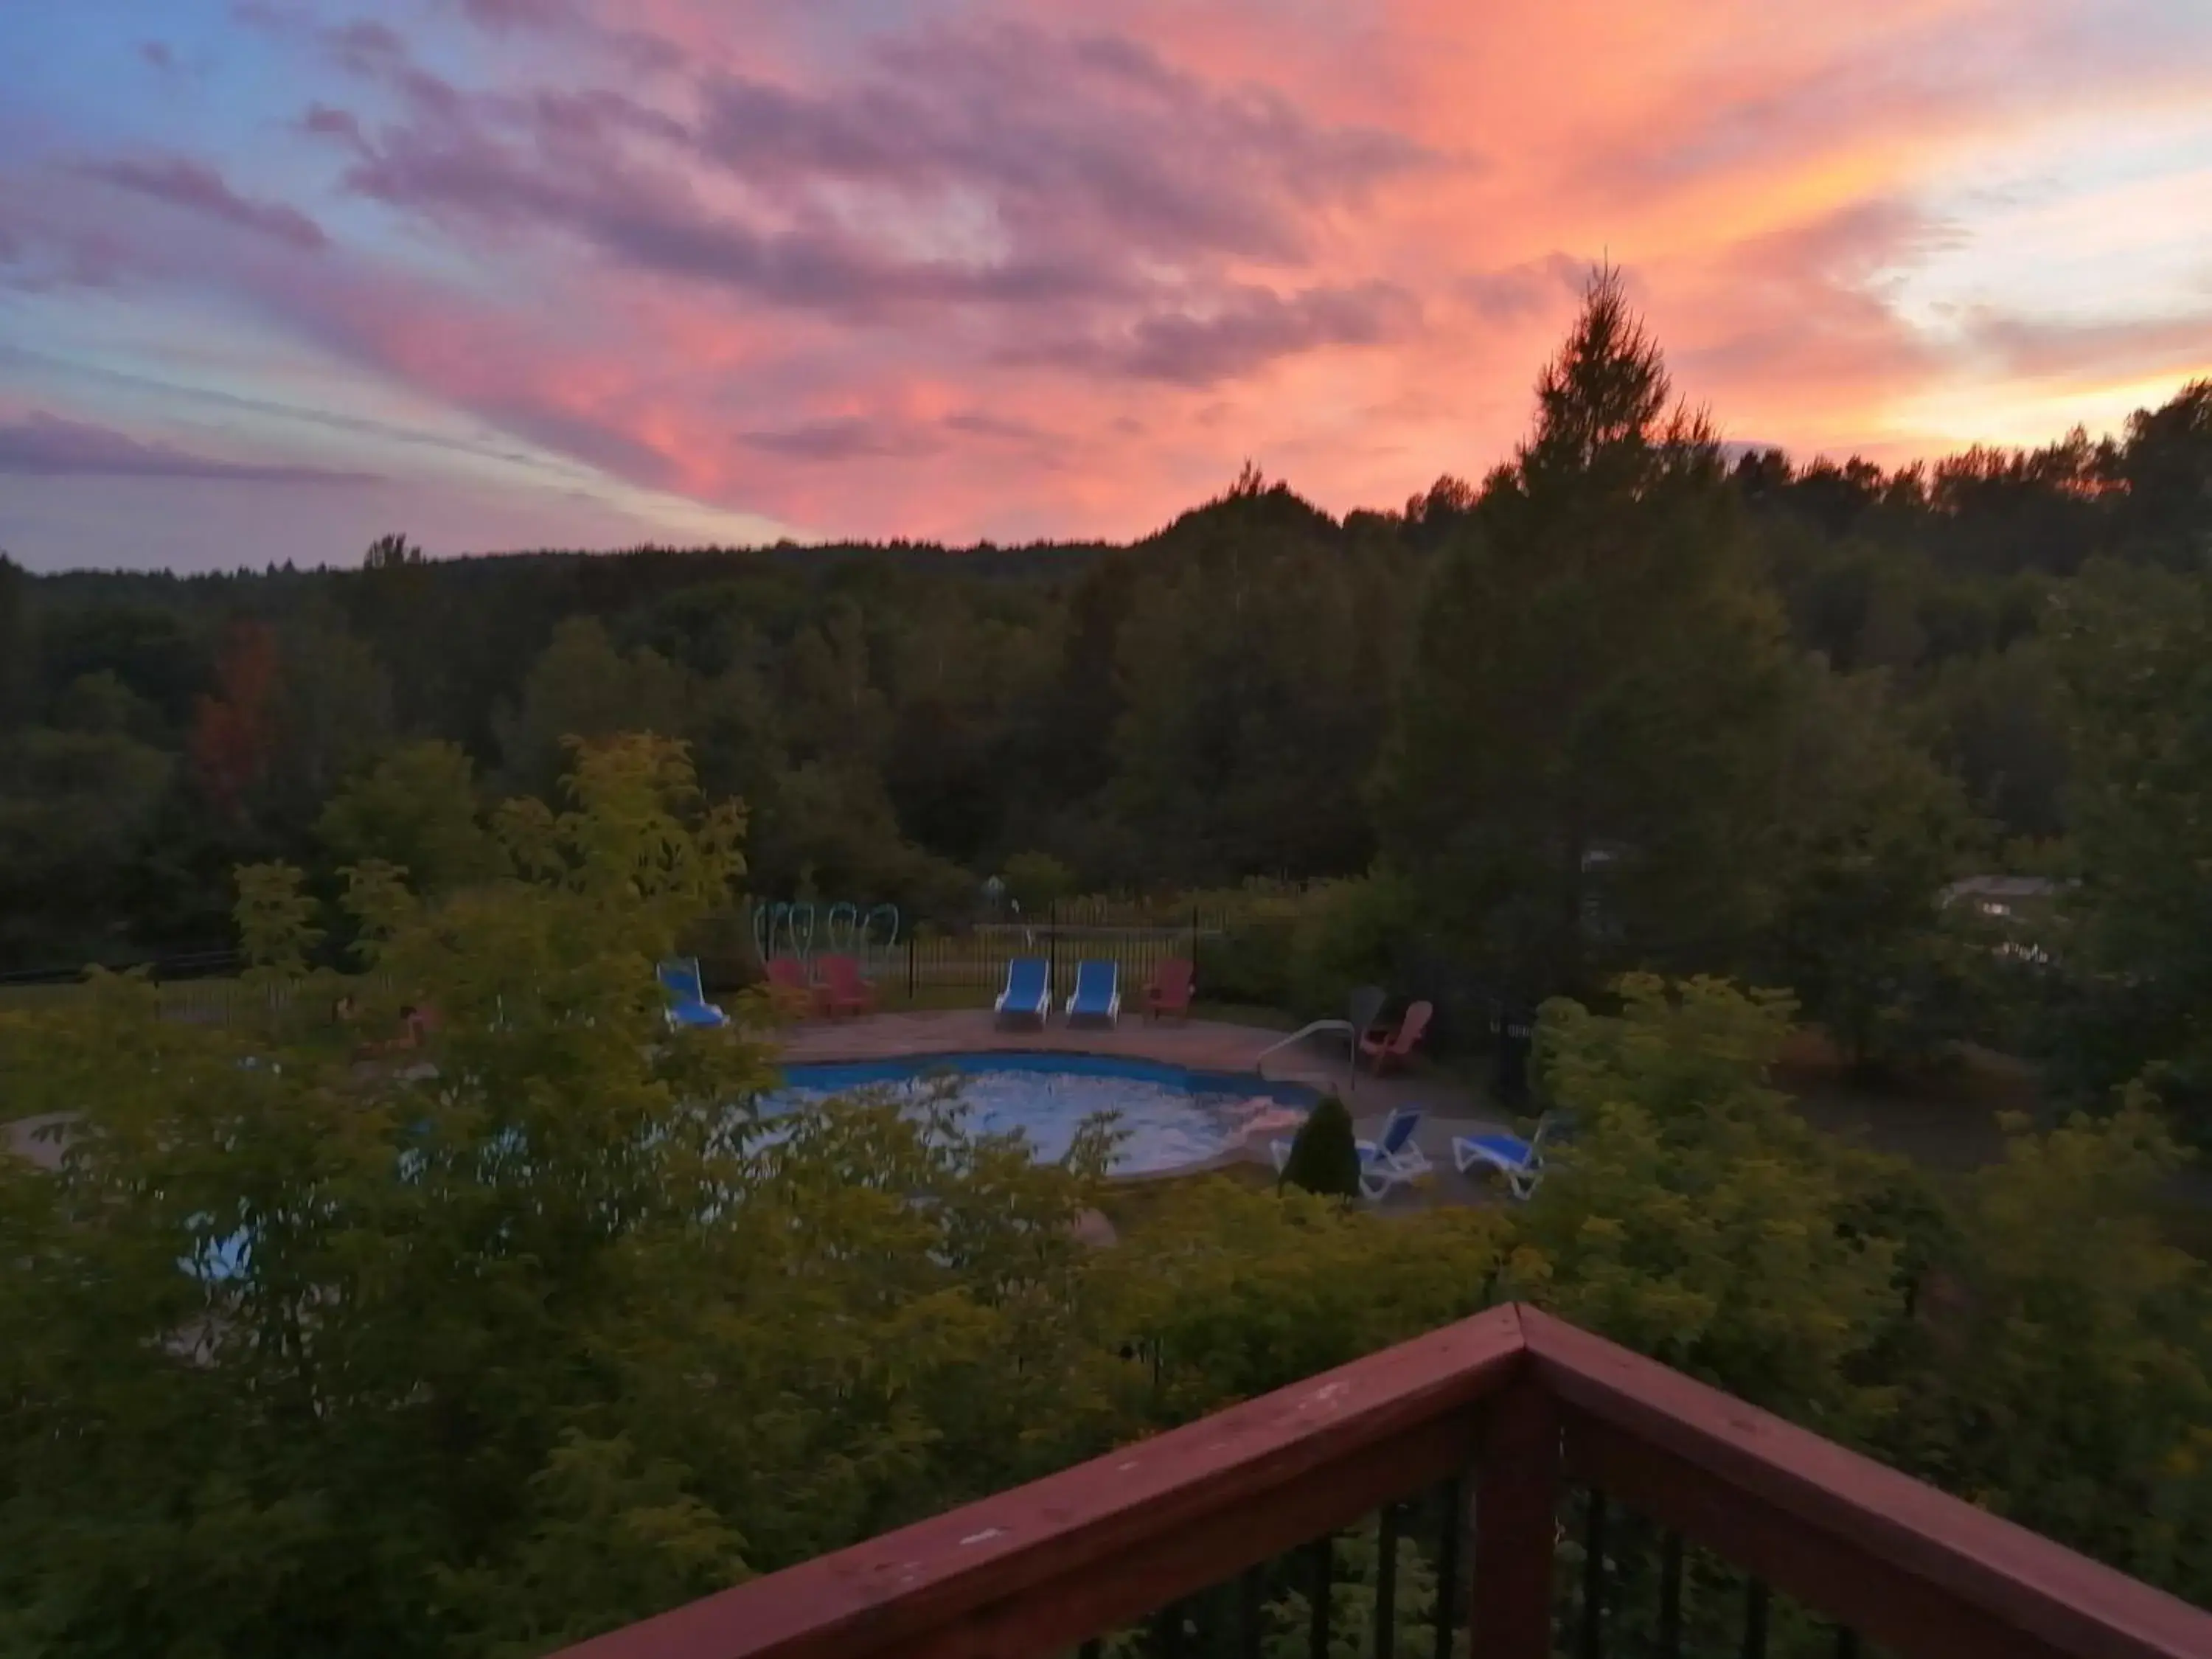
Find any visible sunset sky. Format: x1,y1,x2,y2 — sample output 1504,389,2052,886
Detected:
3,0,2209,571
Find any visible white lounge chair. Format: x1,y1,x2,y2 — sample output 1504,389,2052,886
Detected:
1270,1105,1430,1200
1451,1115,1559,1200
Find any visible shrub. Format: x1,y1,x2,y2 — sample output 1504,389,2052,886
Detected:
1001,849,1076,912
1197,886,1303,1007
1278,1094,1361,1200
1287,870,1416,1018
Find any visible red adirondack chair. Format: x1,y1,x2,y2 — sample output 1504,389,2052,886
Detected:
763,955,817,1018
1145,958,1194,1021
1359,1000,1433,1074
818,953,877,1020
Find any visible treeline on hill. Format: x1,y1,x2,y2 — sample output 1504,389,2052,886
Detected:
2,273,2210,1111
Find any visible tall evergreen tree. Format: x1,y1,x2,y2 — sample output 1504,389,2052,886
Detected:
1372,268,1795,999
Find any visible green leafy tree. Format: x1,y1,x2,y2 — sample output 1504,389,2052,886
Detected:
748,757,970,913
1766,667,1981,1070
1511,976,1905,1427
1096,1175,1512,1416
50,669,164,742
233,860,323,983
2107,379,2212,568
1001,849,1076,911
1107,489,1400,884
0,735,1143,1654
0,724,173,964
1898,1097,2212,1601
317,740,501,898
0,552,27,730
779,602,888,767
1287,871,1416,1020
495,619,695,797
34,600,209,736
1913,639,2069,841
262,622,397,828
2042,563,2212,1130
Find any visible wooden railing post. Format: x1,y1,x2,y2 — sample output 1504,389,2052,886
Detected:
1471,1374,1559,1659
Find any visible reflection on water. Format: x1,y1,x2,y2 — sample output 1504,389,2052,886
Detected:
758,1053,1316,1175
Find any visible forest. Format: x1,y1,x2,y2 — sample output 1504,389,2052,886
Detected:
4,276,2212,1655
6,277,2211,1118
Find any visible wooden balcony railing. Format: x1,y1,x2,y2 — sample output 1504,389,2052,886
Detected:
551,1304,2212,1659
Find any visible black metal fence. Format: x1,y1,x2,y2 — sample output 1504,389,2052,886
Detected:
1051,1477,1875,1659
0,946,242,988
891,902,1224,1003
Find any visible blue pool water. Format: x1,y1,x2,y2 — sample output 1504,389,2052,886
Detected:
757,1051,1318,1175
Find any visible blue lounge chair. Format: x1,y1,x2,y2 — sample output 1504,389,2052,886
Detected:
1270,1105,1431,1200
995,956,1051,1027
1451,1114,1559,1200
1064,959,1120,1027
1355,1106,1432,1198
658,956,728,1029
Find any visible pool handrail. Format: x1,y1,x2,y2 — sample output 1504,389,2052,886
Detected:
1253,1018,1359,1093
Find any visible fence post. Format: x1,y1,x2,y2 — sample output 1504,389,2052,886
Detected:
1048,900,1060,998
1190,906,1200,985
906,932,917,1002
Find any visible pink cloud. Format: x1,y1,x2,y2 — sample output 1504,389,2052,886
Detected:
8,0,2212,563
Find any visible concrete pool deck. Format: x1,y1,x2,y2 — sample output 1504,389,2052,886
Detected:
771,1009,1523,1208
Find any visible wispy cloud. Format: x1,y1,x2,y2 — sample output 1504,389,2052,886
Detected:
740,417,942,461
309,15,1440,336
0,412,378,484
1018,281,1423,385
76,155,328,251
1458,255,1590,324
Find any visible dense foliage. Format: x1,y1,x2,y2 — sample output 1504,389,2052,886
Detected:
4,776,2206,1651
5,274,2212,1651
5,283,2209,1094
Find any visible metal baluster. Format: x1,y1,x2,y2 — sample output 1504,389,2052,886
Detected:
1834,1627,1860,1659
1433,1478,1463,1659
1742,1578,1770,1659
1656,1531,1683,1659
1374,1503,1401,1658
1578,1490,1607,1659
1240,1562,1265,1659
1308,1535,1333,1659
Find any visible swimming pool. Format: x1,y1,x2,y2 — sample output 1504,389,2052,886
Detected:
757,1051,1318,1175
179,1053,1310,1284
